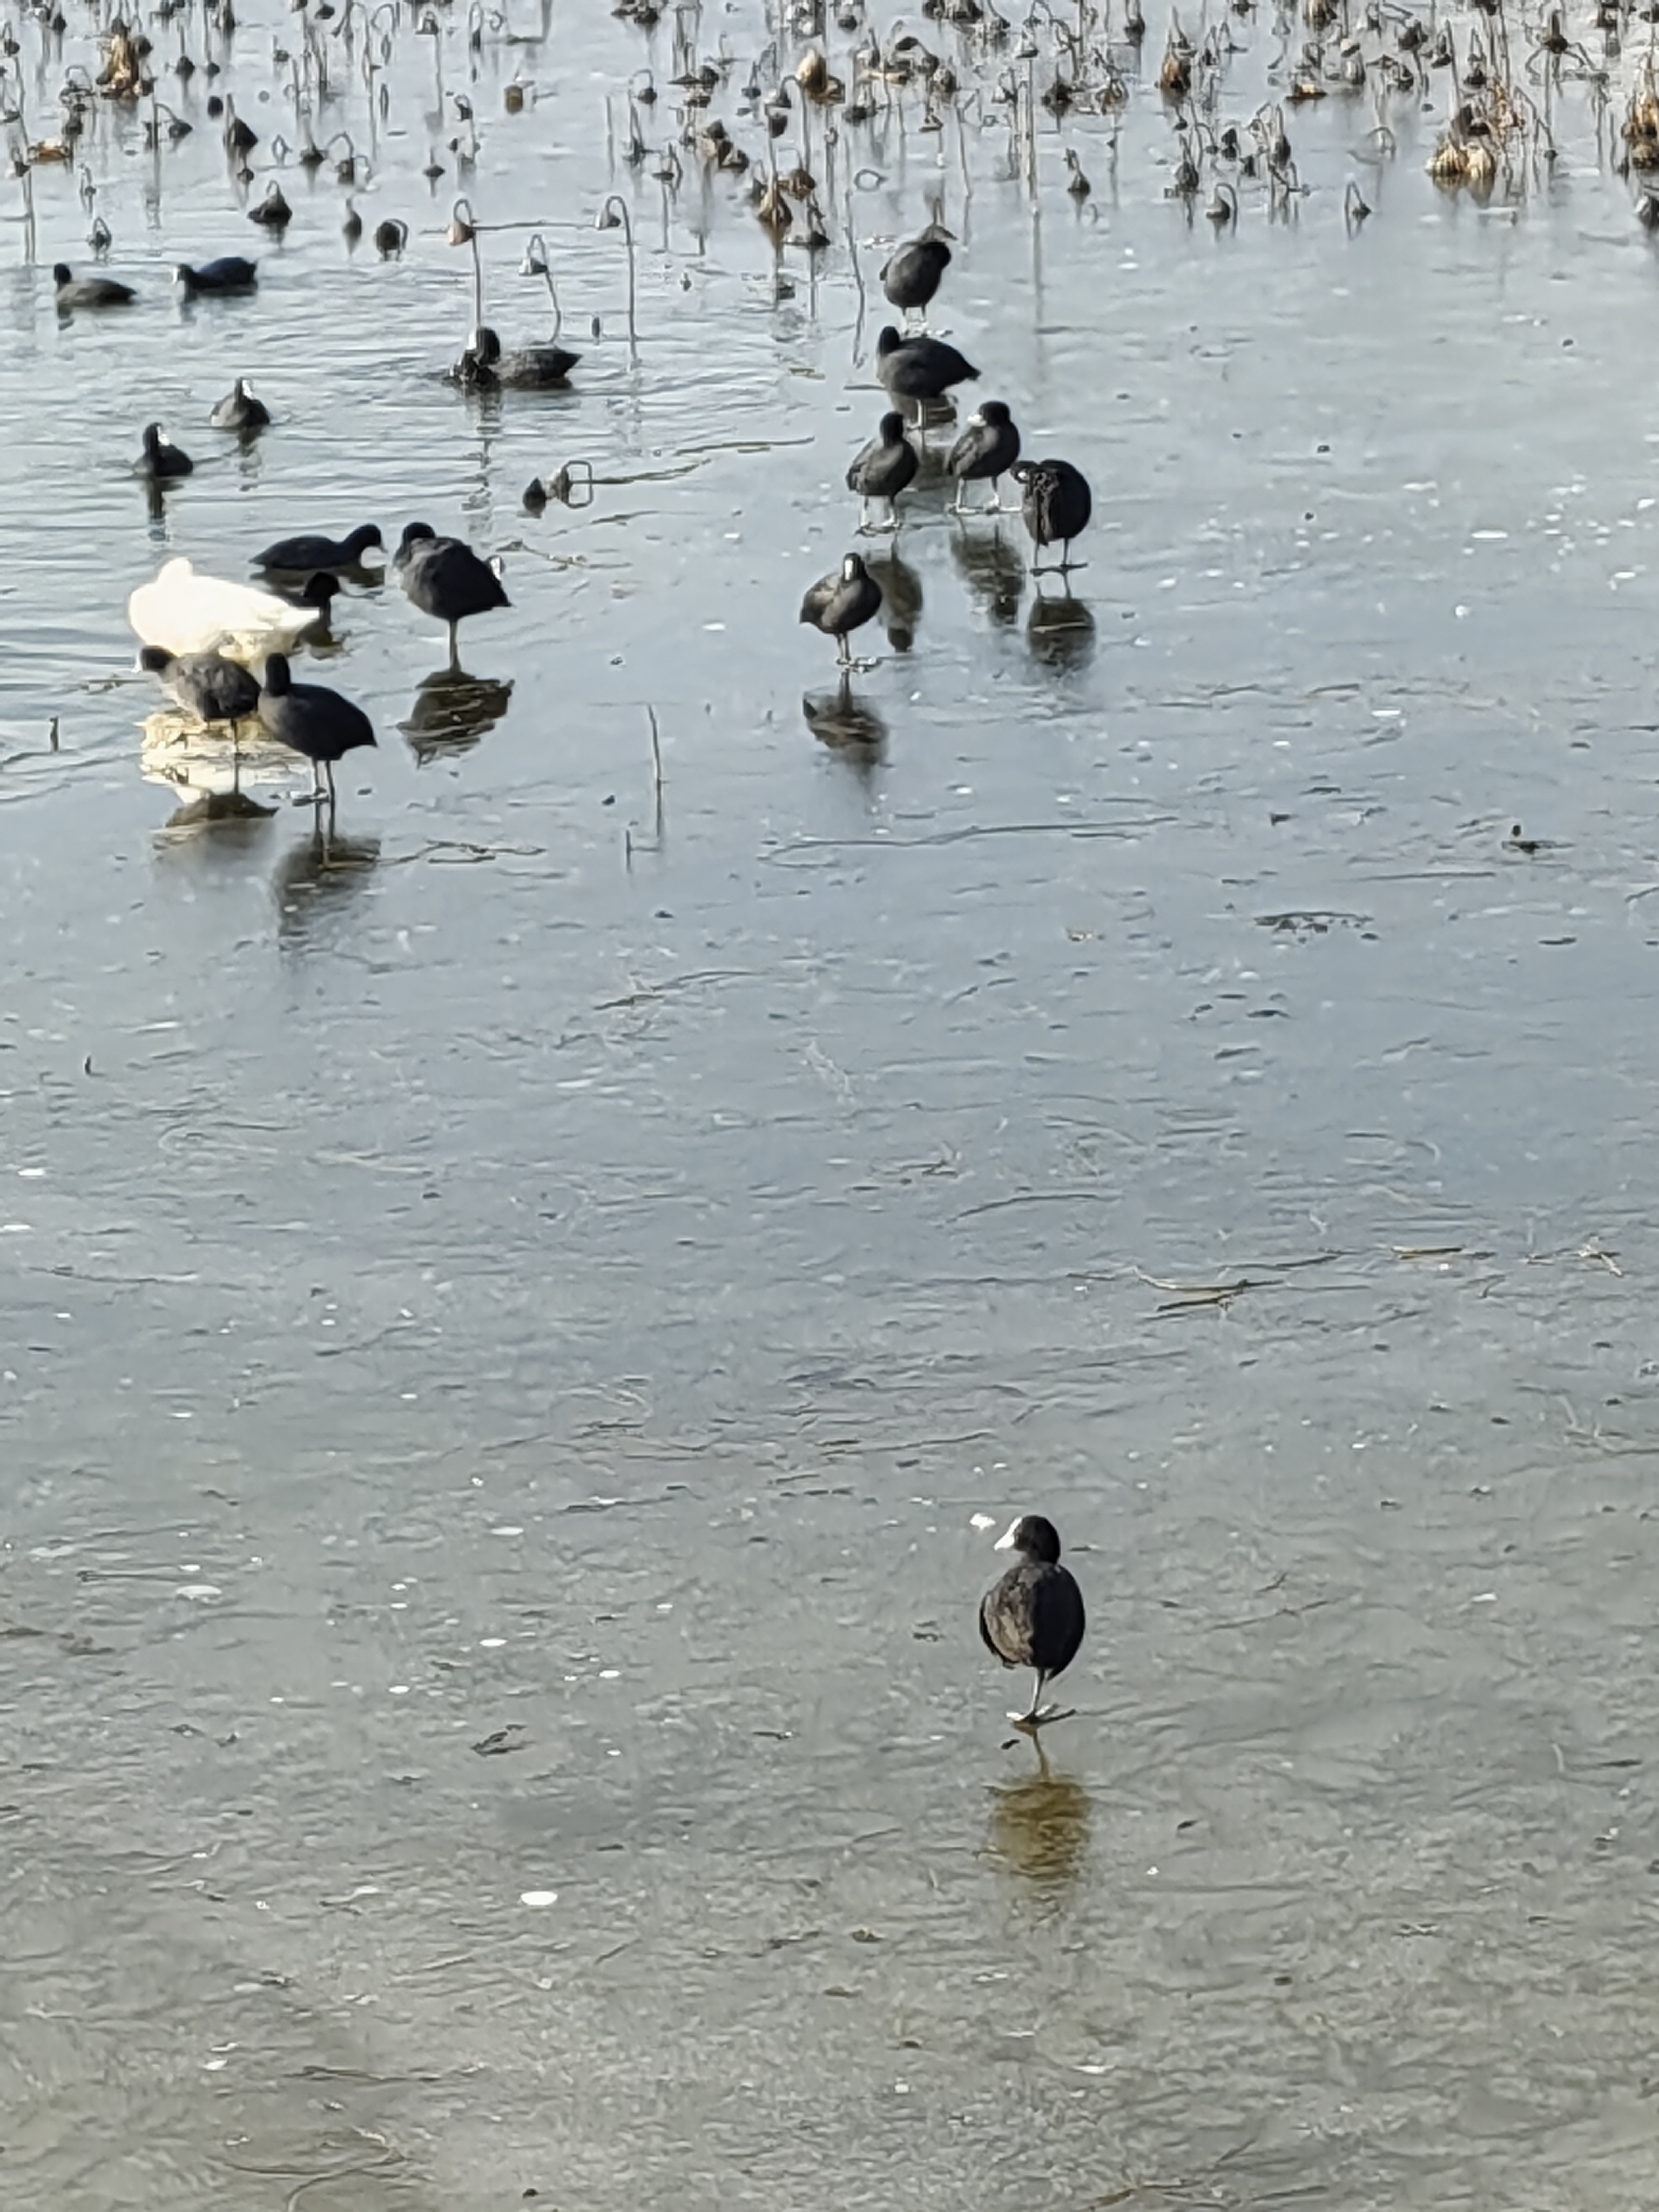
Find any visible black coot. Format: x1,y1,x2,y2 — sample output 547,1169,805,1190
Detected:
979,1514,1086,1729
54,263,135,308
453,325,581,389
845,413,918,531
1011,458,1093,574
210,377,272,431
799,554,883,666
138,645,259,724
879,223,953,323
946,401,1022,514
174,257,259,295
134,423,193,480
394,522,511,665
875,325,979,409
248,182,292,230
269,575,342,635
253,523,383,573
257,653,376,804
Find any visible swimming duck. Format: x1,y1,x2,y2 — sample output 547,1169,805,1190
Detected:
134,423,194,480
54,262,135,308
253,523,383,574
174,256,259,295
210,377,272,431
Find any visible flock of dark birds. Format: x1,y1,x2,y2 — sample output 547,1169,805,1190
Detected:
65,230,521,805
125,507,510,804
801,220,1093,667
100,188,1089,806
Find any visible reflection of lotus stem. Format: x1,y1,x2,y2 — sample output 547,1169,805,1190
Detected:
596,193,637,357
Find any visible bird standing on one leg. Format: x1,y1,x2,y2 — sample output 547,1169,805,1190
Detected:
394,522,510,668
1010,458,1093,577
799,554,884,667
979,1514,1086,1730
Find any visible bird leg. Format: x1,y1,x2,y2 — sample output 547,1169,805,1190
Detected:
835,636,852,668
1009,1671,1075,1732
1013,1671,1047,1723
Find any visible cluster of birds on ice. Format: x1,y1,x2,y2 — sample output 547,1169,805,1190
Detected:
83,203,1091,805
125,520,509,805
68,241,515,808
801,220,1093,666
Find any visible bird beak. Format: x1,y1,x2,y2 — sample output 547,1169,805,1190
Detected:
993,1520,1019,1552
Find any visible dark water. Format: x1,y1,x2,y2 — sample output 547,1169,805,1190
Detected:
5,0,1659,2204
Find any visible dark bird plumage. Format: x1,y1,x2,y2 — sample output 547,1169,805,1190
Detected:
799,552,884,665
1011,457,1093,573
210,377,271,431
947,400,1021,514
454,323,581,389
395,522,511,665
979,1514,1087,1728
875,323,979,406
879,223,954,321
134,423,193,480
174,256,259,295
138,645,259,724
258,652,376,803
253,523,383,574
845,412,918,530
53,263,135,308
249,182,293,229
